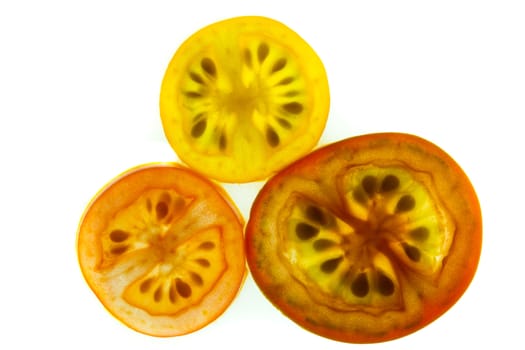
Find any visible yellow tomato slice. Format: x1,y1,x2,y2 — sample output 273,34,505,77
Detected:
160,16,330,183
77,163,246,336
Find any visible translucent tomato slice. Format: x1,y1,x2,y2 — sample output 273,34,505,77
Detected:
246,133,482,343
160,16,330,183
77,163,245,336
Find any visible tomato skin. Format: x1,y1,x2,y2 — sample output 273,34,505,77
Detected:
77,163,246,337
246,133,482,343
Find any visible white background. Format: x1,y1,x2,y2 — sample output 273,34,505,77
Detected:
1,0,524,348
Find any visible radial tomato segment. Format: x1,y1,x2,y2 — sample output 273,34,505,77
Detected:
123,227,226,316
77,164,246,337
338,166,454,278
160,16,330,182
246,133,482,343
99,189,194,270
279,196,404,314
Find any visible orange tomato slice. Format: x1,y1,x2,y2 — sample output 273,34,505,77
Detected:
77,163,246,336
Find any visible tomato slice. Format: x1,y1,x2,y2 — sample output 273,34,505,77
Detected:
160,16,330,183
77,164,246,336
246,133,482,343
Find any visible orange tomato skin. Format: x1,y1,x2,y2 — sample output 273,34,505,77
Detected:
77,163,246,337
246,133,482,343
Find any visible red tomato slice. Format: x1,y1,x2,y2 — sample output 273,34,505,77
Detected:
246,133,482,343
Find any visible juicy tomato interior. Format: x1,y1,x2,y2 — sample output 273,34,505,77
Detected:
77,164,246,337
160,16,330,183
246,133,482,343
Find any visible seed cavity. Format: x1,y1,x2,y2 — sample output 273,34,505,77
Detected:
257,42,269,63
295,222,319,240
175,278,192,298
305,206,327,226
155,201,169,220
313,239,336,252
277,76,294,85
195,258,211,267
284,90,300,97
185,91,202,98
351,273,369,297
282,102,304,114
381,174,400,192
266,126,280,147
153,286,163,302
191,119,207,138
201,57,216,77
190,272,204,286
169,283,177,303
110,245,128,255
410,227,430,242
352,189,367,204
362,176,378,197
377,272,395,296
320,257,343,274
277,117,292,129
189,72,205,84
396,194,416,212
140,278,154,293
243,49,252,68
219,133,227,150
198,241,215,250
109,229,129,243
402,243,421,262
271,58,287,73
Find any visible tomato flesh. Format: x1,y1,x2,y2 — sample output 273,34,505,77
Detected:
246,133,482,343
77,164,246,336
160,16,330,183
